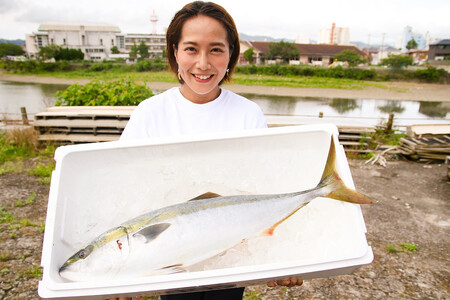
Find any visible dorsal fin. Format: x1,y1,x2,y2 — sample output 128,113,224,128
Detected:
189,192,222,201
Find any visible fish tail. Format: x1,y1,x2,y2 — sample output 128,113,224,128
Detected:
319,137,376,205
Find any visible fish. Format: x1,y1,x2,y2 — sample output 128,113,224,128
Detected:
59,137,375,282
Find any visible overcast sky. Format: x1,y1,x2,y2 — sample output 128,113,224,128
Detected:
1,0,448,46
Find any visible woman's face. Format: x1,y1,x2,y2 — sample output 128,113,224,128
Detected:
174,15,230,104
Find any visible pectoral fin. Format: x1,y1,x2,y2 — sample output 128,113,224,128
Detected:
133,223,171,243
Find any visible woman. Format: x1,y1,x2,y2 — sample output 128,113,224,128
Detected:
120,1,303,299
120,1,266,140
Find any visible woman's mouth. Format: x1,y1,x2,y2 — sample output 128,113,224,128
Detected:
193,74,214,81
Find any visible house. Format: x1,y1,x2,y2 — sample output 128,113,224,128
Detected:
240,41,365,66
363,46,402,65
428,39,450,60
406,49,428,65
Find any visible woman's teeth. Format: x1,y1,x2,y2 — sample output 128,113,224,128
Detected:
194,74,213,80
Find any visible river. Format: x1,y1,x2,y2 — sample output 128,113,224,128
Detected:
0,81,449,127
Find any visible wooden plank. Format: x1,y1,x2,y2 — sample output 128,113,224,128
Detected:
38,134,120,143
34,119,128,128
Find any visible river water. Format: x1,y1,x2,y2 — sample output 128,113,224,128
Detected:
0,81,449,127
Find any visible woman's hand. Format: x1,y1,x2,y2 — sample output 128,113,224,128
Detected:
267,277,303,287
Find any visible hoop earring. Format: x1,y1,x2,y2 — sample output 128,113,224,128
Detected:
178,71,182,81
226,69,229,73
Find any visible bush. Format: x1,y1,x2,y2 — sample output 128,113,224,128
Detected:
55,79,154,106
412,67,447,83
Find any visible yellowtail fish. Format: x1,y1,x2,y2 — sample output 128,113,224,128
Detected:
59,138,375,282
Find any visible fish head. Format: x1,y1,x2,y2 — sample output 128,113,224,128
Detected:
59,226,130,282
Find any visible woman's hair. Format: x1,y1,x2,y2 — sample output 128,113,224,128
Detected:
166,1,240,84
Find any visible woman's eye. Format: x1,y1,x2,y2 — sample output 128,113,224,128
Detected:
211,48,224,53
185,47,196,52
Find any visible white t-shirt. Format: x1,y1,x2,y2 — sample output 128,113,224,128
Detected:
120,87,267,140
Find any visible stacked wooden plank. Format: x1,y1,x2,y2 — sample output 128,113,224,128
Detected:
34,106,134,143
34,107,377,153
399,135,450,161
399,124,450,161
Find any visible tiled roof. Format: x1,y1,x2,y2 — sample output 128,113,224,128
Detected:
244,41,365,56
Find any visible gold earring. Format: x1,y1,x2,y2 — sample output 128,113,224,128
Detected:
178,71,182,81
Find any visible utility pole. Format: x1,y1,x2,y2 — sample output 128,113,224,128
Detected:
380,33,385,61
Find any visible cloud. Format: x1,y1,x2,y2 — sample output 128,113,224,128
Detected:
0,0,20,13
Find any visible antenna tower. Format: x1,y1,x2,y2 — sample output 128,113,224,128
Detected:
150,10,158,34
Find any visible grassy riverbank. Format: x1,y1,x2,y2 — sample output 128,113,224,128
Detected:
15,69,387,90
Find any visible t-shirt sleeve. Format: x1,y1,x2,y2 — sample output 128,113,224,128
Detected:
120,104,148,141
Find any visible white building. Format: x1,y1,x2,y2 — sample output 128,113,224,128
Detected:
26,22,167,61
124,33,166,58
26,22,124,61
318,23,350,45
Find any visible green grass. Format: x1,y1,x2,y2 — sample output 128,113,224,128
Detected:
230,73,388,90
387,242,419,253
0,207,14,224
16,192,36,207
28,161,54,184
29,70,391,90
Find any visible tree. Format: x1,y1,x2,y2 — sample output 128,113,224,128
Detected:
268,41,299,63
406,38,418,50
138,41,149,59
129,42,138,58
243,47,254,64
380,54,413,69
334,49,365,67
0,43,25,57
38,44,61,60
110,46,120,54
54,48,84,61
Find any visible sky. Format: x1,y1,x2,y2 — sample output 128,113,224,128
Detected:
1,0,449,47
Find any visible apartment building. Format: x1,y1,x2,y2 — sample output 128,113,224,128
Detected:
124,33,166,58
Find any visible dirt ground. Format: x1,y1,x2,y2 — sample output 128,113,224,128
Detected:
0,155,449,299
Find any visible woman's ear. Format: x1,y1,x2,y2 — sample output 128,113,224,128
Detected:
173,44,178,61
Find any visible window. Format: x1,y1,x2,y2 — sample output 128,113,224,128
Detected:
100,39,103,46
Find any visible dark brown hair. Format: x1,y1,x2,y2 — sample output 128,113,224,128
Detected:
166,1,240,84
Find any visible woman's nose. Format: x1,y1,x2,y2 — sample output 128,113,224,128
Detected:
197,52,210,70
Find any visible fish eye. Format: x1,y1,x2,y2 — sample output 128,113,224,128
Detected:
78,250,86,259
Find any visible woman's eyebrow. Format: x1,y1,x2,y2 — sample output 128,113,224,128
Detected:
181,41,226,47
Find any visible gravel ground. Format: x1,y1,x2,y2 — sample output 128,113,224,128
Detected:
0,157,449,299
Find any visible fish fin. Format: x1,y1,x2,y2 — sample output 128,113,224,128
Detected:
133,223,171,243
320,136,376,205
262,203,308,236
161,264,186,274
189,192,222,201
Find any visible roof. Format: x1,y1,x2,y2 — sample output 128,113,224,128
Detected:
430,39,450,46
38,22,121,33
245,41,365,57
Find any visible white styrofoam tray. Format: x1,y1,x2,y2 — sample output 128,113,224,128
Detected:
39,124,373,299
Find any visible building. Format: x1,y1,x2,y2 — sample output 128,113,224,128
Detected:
124,33,166,58
318,23,350,45
363,46,402,65
25,22,167,61
240,41,365,66
428,39,450,61
26,22,123,61
398,26,427,51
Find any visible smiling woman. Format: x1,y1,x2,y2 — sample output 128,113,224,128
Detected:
116,2,302,299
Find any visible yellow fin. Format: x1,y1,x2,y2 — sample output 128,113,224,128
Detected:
189,192,222,201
